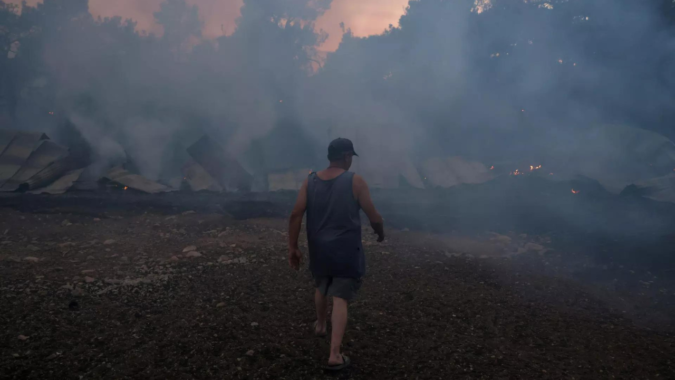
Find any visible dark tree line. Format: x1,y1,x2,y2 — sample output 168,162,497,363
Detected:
0,0,673,172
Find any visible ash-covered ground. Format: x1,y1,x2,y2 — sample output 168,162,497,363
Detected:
1,191,674,379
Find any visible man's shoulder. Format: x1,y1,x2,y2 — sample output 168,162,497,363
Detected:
352,173,367,184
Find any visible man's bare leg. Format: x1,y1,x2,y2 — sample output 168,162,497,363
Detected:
315,289,328,335
328,297,348,365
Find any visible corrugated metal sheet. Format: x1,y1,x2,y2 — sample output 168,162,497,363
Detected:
0,130,16,156
104,166,172,194
0,131,48,187
182,159,222,192
187,135,252,192
23,154,77,190
623,173,675,204
30,169,85,195
1,141,68,192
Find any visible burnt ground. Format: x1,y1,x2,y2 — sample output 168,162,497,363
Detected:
0,193,675,379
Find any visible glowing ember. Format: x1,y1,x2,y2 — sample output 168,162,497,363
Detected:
490,166,494,170
124,187,128,190
571,189,580,194
511,164,542,176
48,111,54,115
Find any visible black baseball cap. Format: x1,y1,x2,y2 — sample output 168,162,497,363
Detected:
328,138,358,160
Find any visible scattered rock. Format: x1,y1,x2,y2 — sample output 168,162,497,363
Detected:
183,246,197,253
221,257,247,265
46,352,62,360
217,302,226,308
86,256,95,261
185,251,202,258
18,335,29,341
182,210,195,215
84,276,96,283
246,350,255,357
81,269,95,274
103,239,116,245
517,242,549,255
251,322,259,327
93,218,101,222
490,233,513,245
167,256,180,263
120,256,130,263
23,257,39,263
71,288,85,297
61,220,72,226
27,245,40,252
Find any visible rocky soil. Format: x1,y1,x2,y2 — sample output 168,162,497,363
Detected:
0,207,674,379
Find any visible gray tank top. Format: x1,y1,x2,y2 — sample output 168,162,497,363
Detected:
306,171,364,278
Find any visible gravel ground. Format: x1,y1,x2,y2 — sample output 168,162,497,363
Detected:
0,207,674,379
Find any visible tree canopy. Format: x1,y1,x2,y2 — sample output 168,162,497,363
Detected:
0,0,673,178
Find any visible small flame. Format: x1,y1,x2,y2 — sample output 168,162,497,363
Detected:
571,189,580,194
48,111,54,115
490,165,494,170
124,186,128,190
511,169,524,176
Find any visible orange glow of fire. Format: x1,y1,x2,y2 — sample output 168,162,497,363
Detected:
511,165,542,176
571,189,580,194
490,166,494,170
124,186,128,190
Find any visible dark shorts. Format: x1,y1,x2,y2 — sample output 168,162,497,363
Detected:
314,277,362,302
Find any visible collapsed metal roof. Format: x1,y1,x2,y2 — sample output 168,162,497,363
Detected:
0,131,50,187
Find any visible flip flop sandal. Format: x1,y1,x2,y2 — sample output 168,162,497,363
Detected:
324,355,351,371
312,321,327,337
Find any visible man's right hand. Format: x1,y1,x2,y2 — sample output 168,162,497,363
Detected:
288,247,303,270
371,222,385,242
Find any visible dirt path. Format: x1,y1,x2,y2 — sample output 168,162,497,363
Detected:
0,208,673,379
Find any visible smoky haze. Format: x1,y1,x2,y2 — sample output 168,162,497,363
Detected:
1,0,675,189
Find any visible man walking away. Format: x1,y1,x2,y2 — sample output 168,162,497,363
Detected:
288,138,385,371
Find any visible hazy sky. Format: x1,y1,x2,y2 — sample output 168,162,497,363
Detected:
9,0,410,51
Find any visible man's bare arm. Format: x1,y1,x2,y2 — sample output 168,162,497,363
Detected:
353,175,384,242
287,179,308,269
